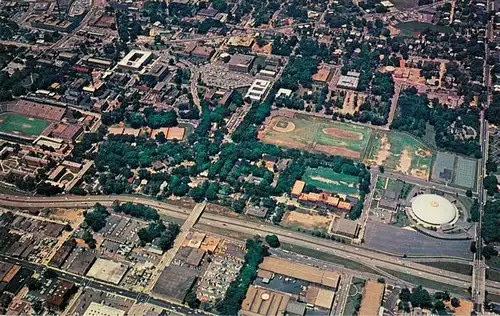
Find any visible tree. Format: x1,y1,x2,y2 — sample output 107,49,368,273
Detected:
451,297,460,308
482,244,498,260
434,300,446,312
32,301,42,314
410,286,433,308
43,269,57,279
82,230,97,249
379,165,385,173
265,235,280,248
466,189,473,198
470,241,477,253
184,289,201,309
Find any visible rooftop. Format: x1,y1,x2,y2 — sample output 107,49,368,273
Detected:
258,257,340,288
359,281,384,316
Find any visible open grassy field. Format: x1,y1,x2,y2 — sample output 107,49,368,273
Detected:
420,261,472,275
302,167,359,196
0,113,49,136
259,112,372,159
364,130,434,180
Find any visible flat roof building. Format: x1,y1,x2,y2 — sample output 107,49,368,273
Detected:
291,180,305,197
191,46,215,60
118,50,153,71
245,79,271,102
337,74,360,90
329,216,360,239
86,258,128,284
241,285,290,316
151,265,197,303
259,257,340,289
83,302,126,316
228,54,255,73
359,281,385,316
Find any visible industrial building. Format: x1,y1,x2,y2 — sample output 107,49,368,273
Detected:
258,257,340,290
83,302,126,316
86,258,129,284
151,265,197,303
358,281,385,316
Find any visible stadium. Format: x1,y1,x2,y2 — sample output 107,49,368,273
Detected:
407,194,458,229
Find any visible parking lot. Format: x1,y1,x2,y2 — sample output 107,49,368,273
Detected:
199,64,254,89
363,221,472,259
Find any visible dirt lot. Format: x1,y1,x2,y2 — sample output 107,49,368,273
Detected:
48,209,84,228
282,211,332,231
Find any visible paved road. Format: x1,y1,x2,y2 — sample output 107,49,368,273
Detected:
471,0,494,308
4,194,500,295
0,253,206,315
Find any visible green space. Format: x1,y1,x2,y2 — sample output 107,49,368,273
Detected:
376,176,387,190
420,262,472,276
487,293,500,304
344,278,365,316
487,269,500,282
178,122,195,139
486,257,500,270
392,211,410,227
396,22,454,37
302,167,360,195
0,113,49,136
260,113,372,159
380,268,470,297
365,130,434,180
280,243,379,274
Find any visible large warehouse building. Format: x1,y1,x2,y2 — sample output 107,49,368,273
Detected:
407,194,458,228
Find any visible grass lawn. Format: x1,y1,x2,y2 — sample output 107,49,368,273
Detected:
260,113,372,159
487,293,500,304
420,262,472,275
280,243,379,274
380,268,470,297
487,257,500,270
396,22,454,37
344,278,366,316
376,176,387,189
392,211,410,227
302,167,360,195
487,269,500,282
0,113,49,136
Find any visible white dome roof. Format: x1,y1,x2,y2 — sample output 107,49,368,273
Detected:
411,194,457,226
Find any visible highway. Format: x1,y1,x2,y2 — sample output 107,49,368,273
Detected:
471,0,495,310
4,194,500,296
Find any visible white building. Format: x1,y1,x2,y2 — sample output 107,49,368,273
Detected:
245,79,271,102
117,50,153,71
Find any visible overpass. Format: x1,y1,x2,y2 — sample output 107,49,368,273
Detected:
3,194,500,296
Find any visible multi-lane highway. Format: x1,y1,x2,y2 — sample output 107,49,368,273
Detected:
471,0,495,310
3,194,500,296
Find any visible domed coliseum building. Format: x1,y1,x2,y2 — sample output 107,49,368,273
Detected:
407,194,459,229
